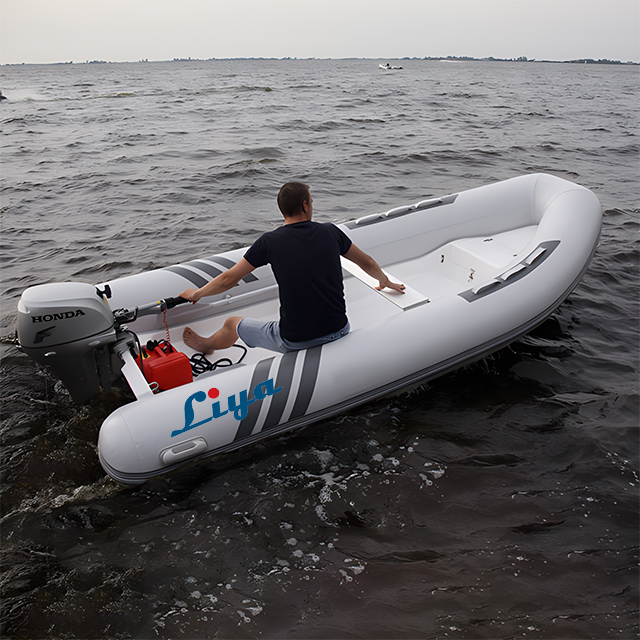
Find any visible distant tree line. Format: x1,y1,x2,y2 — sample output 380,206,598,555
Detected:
416,55,636,65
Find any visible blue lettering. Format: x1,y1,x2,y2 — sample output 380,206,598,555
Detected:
212,401,228,419
173,390,212,437
174,378,284,437
253,379,283,400
227,389,255,421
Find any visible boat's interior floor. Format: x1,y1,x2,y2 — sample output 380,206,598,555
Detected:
137,225,539,370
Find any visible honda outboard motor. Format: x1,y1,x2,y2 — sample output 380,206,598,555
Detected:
17,282,121,404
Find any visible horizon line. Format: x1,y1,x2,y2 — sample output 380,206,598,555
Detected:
2,55,639,67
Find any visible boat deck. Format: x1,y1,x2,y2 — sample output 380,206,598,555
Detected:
141,225,539,371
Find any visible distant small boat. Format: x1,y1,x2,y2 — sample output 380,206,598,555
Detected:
0,90,7,101
379,63,403,70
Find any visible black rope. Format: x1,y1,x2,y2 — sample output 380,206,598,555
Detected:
131,331,149,383
189,344,248,376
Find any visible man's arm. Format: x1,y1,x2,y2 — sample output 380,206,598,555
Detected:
343,245,405,293
180,257,256,302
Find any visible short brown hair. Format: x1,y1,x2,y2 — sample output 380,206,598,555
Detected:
277,182,310,218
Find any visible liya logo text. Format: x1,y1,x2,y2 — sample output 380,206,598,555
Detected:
172,378,282,438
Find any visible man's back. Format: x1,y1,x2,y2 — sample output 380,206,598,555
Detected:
244,220,352,342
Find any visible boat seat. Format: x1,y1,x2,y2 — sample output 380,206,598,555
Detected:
449,227,537,270
450,237,518,269
341,257,429,310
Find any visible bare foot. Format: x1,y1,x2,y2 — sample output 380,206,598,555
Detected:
183,327,215,355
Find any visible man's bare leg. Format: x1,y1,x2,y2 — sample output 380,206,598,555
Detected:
183,316,243,354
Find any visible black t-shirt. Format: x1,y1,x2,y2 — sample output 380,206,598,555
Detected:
244,221,352,342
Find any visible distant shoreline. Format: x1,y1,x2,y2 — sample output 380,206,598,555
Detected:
423,55,638,65
2,56,638,67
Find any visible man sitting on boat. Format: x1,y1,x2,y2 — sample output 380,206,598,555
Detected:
180,182,404,355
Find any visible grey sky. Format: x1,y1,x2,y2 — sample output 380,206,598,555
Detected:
1,0,638,65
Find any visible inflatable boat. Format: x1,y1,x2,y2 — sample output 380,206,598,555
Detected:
16,173,602,485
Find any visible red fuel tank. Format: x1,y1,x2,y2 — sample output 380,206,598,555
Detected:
137,342,193,391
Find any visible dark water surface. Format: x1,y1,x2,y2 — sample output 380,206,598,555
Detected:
1,59,638,639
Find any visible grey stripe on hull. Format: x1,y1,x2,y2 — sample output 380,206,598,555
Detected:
234,356,275,442
206,255,259,283
164,257,258,288
183,261,224,279
290,346,322,420
261,350,299,431
206,256,236,270
235,345,323,441
163,266,209,289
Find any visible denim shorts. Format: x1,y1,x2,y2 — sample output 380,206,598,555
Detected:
237,318,350,354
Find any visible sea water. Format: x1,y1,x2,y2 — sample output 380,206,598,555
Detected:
1,59,638,638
